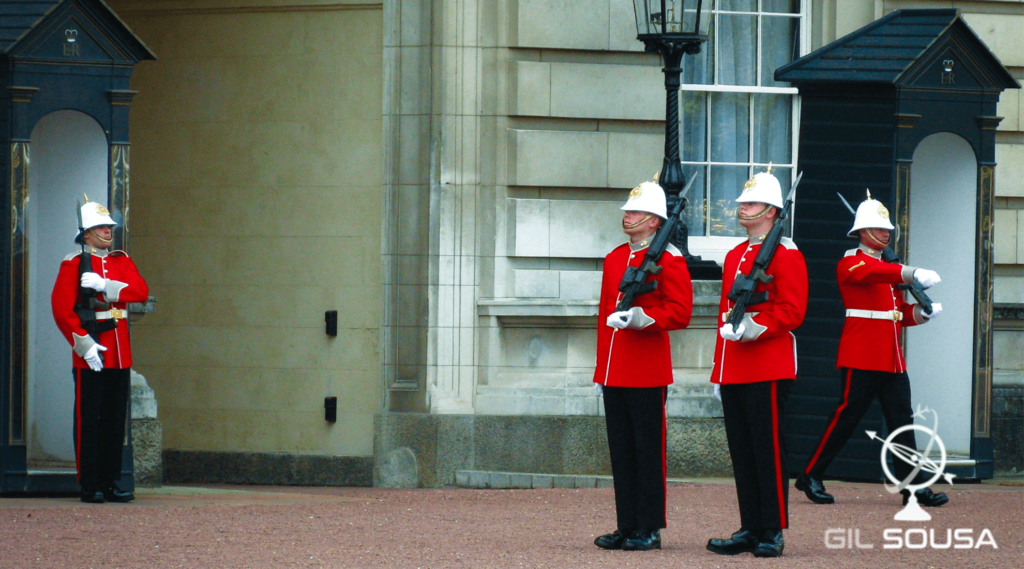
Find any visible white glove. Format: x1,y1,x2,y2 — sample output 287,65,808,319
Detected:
923,302,943,320
719,322,745,342
713,383,722,402
913,268,941,289
606,310,634,329
594,384,604,397
81,272,107,292
83,344,108,371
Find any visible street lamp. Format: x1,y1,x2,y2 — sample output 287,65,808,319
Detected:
633,0,722,279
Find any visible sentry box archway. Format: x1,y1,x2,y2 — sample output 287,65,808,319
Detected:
0,0,154,494
775,9,1018,481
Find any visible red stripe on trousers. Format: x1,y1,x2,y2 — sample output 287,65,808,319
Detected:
661,387,667,527
771,381,787,529
74,368,82,483
804,368,853,474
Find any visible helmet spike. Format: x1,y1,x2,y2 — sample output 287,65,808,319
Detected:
83,193,90,203
765,162,774,174
866,188,872,200
652,171,660,184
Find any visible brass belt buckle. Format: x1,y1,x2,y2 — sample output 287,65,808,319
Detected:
110,308,125,320
892,310,902,322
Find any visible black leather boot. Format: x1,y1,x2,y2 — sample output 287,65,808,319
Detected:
901,487,948,507
623,529,661,551
795,473,835,504
753,529,785,558
79,485,104,504
102,483,134,503
706,529,758,555
594,530,629,550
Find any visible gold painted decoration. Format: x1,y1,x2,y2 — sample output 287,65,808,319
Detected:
878,203,889,219
742,177,757,191
629,185,643,199
96,204,110,216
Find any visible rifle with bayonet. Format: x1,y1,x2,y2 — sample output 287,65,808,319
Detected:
74,200,115,342
615,174,698,312
725,171,803,331
836,192,933,314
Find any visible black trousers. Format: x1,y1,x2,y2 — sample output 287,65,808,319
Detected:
602,386,668,531
73,368,130,487
721,380,791,532
803,368,925,484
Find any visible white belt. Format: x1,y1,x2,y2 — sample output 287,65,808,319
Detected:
846,309,902,322
95,308,127,321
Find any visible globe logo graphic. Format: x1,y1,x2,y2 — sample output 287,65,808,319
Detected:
866,405,955,521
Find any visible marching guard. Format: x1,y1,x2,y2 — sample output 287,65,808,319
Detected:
707,169,807,558
592,178,693,551
795,191,949,508
51,199,149,503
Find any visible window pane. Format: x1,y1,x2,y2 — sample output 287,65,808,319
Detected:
681,90,707,163
709,165,750,237
716,15,757,85
761,16,800,87
683,18,714,85
719,0,757,12
763,0,800,14
753,94,792,165
710,92,749,163
680,166,707,237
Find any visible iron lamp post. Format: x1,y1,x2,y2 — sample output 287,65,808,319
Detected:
633,0,722,279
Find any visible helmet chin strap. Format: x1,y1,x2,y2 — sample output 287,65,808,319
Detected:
738,204,773,221
624,213,654,229
88,228,113,244
866,228,889,248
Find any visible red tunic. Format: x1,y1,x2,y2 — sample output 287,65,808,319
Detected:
835,246,924,373
593,240,693,387
711,236,808,385
51,250,149,369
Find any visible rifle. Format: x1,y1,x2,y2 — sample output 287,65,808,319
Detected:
837,192,933,314
615,174,698,312
74,200,115,342
725,172,803,330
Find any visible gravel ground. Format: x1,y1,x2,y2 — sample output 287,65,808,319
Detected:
0,478,1020,568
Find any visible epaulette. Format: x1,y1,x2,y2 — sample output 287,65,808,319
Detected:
664,243,682,257
844,248,859,257
779,236,799,251
63,251,83,261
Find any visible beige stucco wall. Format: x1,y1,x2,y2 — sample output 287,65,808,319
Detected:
110,0,384,456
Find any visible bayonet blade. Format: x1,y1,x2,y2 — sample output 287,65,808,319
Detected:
784,171,803,204
837,192,856,215
678,172,698,201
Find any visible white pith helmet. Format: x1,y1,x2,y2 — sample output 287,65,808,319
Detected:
735,168,783,209
75,197,117,244
620,177,667,219
848,189,895,236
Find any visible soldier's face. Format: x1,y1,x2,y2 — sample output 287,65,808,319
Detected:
622,211,660,240
84,225,113,249
860,228,890,249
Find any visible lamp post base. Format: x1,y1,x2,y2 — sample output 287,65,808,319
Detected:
686,256,723,280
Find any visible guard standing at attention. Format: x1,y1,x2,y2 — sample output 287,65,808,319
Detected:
592,178,693,551
51,198,149,503
707,169,807,558
795,191,949,508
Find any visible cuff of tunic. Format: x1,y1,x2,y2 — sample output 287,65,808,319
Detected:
104,280,128,302
72,333,97,358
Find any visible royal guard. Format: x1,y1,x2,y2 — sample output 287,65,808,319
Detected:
592,178,693,551
51,199,149,503
707,169,807,558
795,191,948,508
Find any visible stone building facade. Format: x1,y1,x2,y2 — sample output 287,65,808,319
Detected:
103,0,1024,486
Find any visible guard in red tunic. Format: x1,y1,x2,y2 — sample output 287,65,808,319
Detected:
795,192,948,508
707,170,807,558
592,179,693,552
51,200,149,503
